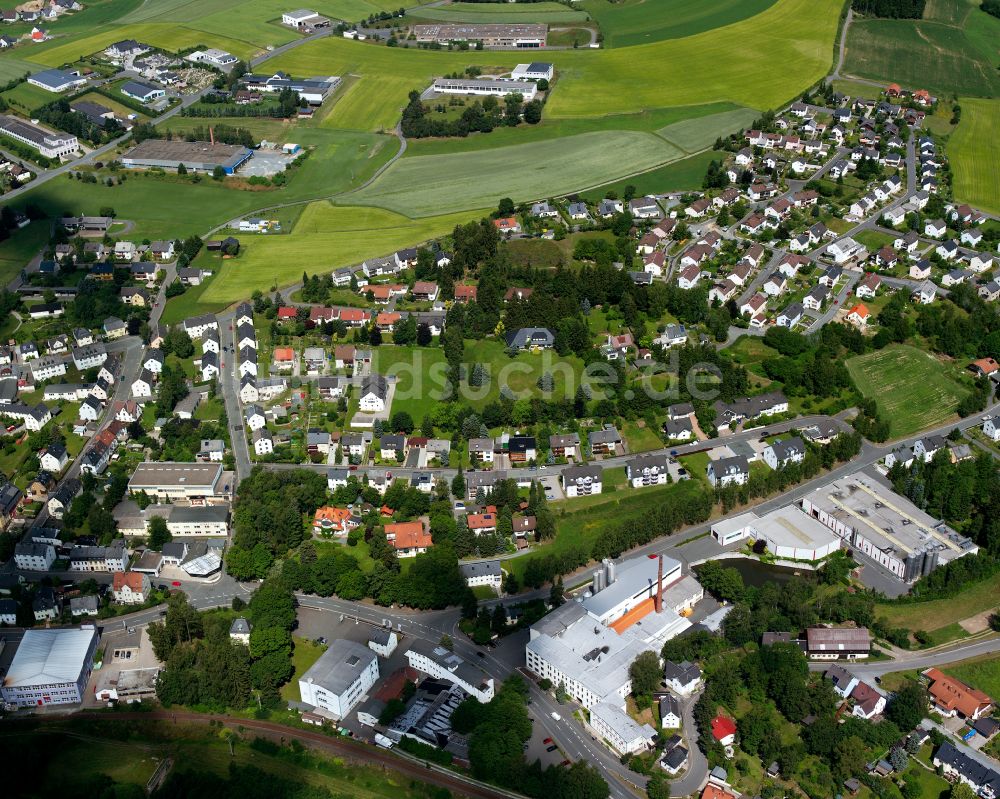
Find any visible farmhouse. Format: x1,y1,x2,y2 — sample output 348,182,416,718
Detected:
122,139,252,174
241,72,340,104
412,23,546,48
431,77,537,101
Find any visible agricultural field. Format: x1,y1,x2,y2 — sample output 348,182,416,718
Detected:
0,55,37,85
268,0,841,119
412,2,591,23
194,201,480,307
403,102,744,157
843,0,1000,97
845,344,970,438
580,0,777,47
25,23,261,67
322,74,417,132
351,130,684,216
0,221,48,287
948,98,1000,216
581,149,719,201
655,107,760,152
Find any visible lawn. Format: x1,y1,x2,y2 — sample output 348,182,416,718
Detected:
268,0,841,119
351,130,684,216
948,98,1000,216
506,478,708,580
876,572,1000,632
899,763,951,799
580,0,778,48
413,2,591,23
944,655,1000,701
280,636,327,702
371,344,450,423
844,344,969,439
843,0,1000,98
621,419,662,453
195,202,481,307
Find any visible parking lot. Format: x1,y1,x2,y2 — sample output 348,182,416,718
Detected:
239,150,295,178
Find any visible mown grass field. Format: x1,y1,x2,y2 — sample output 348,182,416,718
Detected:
875,572,1000,632
352,130,683,216
581,0,777,47
0,55,37,85
402,102,744,157
581,149,718,200
843,0,1000,97
322,73,417,132
413,2,591,23
268,0,841,119
195,202,481,307
656,107,760,152
945,655,1000,701
845,344,969,438
948,98,1000,216
280,636,327,701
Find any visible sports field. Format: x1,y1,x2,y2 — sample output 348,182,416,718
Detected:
581,0,777,47
413,2,591,23
843,0,1000,97
268,0,842,119
351,130,683,216
197,202,481,305
948,98,1000,216
845,344,969,438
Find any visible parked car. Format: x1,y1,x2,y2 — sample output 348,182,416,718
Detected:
546,745,558,753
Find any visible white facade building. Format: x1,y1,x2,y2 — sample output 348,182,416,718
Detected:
298,639,379,719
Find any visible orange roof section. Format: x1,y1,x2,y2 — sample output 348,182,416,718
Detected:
609,596,656,634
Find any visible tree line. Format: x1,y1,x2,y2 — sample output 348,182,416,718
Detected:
852,0,926,17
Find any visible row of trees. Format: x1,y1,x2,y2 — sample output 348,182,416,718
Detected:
33,99,125,145
400,89,542,138
852,0,926,17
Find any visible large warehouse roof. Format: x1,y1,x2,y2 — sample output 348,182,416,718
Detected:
3,627,97,687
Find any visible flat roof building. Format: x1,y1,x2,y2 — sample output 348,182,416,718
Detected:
1,626,99,707
28,68,88,93
128,461,232,501
526,555,702,711
121,139,252,174
413,22,546,48
801,471,978,582
511,62,553,81
431,77,537,101
0,114,78,158
299,639,379,719
406,638,495,703
711,505,842,561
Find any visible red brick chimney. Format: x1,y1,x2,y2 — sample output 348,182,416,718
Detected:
209,125,215,146
655,554,663,613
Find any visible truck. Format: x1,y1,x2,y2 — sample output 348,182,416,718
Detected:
374,733,395,749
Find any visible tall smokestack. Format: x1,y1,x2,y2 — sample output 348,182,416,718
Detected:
655,555,663,613
209,126,215,146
